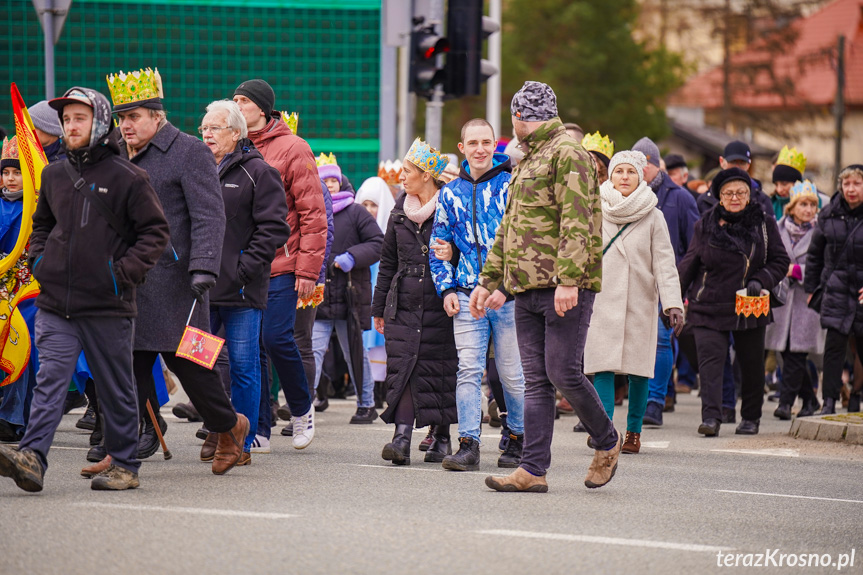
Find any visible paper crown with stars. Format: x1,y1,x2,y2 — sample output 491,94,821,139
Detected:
106,67,164,112
581,131,614,164
404,138,448,179
777,145,807,174
378,160,403,185
281,111,298,135
316,153,342,183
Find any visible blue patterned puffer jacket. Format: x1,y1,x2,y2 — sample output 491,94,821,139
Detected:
430,153,512,298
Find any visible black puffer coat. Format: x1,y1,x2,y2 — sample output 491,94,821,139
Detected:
372,193,457,427
804,193,863,336
679,203,789,331
316,201,383,328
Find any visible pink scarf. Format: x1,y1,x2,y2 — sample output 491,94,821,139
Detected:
403,191,439,224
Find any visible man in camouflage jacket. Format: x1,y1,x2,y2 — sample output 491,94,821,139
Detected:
471,81,621,493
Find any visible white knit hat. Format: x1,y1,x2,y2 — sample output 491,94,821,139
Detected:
608,150,647,184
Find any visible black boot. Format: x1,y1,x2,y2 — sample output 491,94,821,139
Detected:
849,393,861,413
821,397,836,415
773,404,792,420
87,440,106,463
382,424,412,465
423,425,452,463
497,432,523,468
76,404,96,431
137,413,167,460
442,437,480,471
498,413,510,452
89,411,103,446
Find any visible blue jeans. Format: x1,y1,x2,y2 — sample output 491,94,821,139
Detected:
211,306,262,452
311,319,375,408
647,314,674,407
453,292,524,441
262,274,311,417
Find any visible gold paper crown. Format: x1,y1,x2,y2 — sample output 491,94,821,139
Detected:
404,138,448,179
105,68,164,107
777,145,806,174
316,152,337,168
581,131,614,160
281,111,298,135
378,160,403,185
1,136,18,161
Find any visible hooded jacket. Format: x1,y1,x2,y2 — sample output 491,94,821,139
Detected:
30,88,169,318
247,112,326,281
210,139,291,308
430,154,513,299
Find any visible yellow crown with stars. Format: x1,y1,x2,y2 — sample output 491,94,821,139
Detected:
404,138,448,179
777,145,806,174
316,152,337,168
581,131,614,160
281,111,298,135
106,68,164,107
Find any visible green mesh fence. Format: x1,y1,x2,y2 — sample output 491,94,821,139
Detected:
2,0,380,182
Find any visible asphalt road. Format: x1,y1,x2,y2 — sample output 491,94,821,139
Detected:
2,392,862,575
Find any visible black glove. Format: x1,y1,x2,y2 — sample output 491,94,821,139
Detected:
746,279,763,297
668,308,685,337
190,271,217,302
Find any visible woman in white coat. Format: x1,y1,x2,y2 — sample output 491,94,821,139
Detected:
584,150,684,454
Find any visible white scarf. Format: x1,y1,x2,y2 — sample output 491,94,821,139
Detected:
403,191,439,224
600,179,657,224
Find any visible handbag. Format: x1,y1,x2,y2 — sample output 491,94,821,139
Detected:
807,219,863,312
760,222,786,308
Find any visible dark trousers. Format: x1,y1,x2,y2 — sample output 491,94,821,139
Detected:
22,311,140,472
134,351,237,434
823,329,863,400
514,288,617,477
693,326,766,423
295,304,318,398
779,347,818,407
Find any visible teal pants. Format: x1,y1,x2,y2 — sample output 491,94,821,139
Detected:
593,372,649,434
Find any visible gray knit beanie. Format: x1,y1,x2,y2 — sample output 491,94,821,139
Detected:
29,100,63,137
632,137,661,167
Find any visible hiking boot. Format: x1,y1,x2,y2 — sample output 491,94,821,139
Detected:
698,419,721,436
292,408,315,450
171,402,201,422
442,437,480,471
497,433,523,468
137,413,167,460
621,431,641,454
773,404,792,420
87,441,107,463
81,455,112,478
584,432,621,489
350,407,378,424
90,465,139,491
0,445,44,492
382,424,412,465
418,428,434,452
423,426,451,463
200,432,218,462
735,419,760,435
76,404,97,431
485,467,548,493
212,414,249,475
820,397,836,415
642,402,663,426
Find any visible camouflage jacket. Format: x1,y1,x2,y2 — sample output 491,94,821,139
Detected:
478,118,603,294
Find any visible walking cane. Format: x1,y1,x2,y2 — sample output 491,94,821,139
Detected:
146,399,172,460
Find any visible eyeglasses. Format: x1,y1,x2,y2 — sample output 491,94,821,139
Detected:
197,125,230,134
720,190,750,199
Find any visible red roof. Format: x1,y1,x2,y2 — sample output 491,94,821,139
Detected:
670,0,863,110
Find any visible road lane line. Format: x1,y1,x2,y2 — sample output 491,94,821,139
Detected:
713,489,863,504
710,448,799,457
477,529,730,553
73,502,296,519
640,441,669,449
49,446,89,451
345,463,489,476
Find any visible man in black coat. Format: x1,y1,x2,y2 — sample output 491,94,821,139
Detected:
0,86,169,492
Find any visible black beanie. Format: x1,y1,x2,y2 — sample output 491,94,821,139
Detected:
710,167,751,197
234,79,275,117
772,164,802,184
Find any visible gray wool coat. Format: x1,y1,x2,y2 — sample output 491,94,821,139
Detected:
121,122,226,351
765,217,826,355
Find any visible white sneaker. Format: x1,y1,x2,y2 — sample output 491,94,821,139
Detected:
292,407,315,449
250,434,270,454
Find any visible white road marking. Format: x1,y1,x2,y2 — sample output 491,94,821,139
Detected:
711,448,799,457
713,490,863,504
73,502,296,519
345,463,489,476
477,529,730,553
641,441,669,449
49,446,89,451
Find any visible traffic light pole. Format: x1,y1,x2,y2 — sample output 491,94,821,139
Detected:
423,0,445,150
486,0,502,139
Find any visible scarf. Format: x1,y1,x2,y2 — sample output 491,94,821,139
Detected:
784,216,814,247
708,202,764,254
403,191,439,224
331,190,355,214
772,194,789,220
1,187,23,202
600,179,658,224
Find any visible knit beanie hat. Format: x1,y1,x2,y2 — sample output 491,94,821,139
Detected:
510,81,558,122
234,79,275,117
632,137,660,167
318,164,342,184
608,150,647,185
29,100,63,137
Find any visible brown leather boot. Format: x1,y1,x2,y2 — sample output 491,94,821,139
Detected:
237,452,251,466
584,432,621,488
81,455,112,478
484,467,548,493
212,414,249,475
200,432,218,462
621,431,641,454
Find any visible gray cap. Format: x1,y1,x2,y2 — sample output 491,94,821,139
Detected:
510,81,558,122
29,100,64,137
632,137,661,167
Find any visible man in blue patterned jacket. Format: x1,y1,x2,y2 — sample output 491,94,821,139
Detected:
429,119,525,471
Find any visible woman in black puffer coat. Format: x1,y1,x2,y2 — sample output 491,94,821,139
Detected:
805,164,863,414
372,153,457,465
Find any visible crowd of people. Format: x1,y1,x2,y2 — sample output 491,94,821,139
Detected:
0,71,861,494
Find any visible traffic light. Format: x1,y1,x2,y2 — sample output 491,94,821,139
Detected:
445,0,499,98
409,18,449,99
